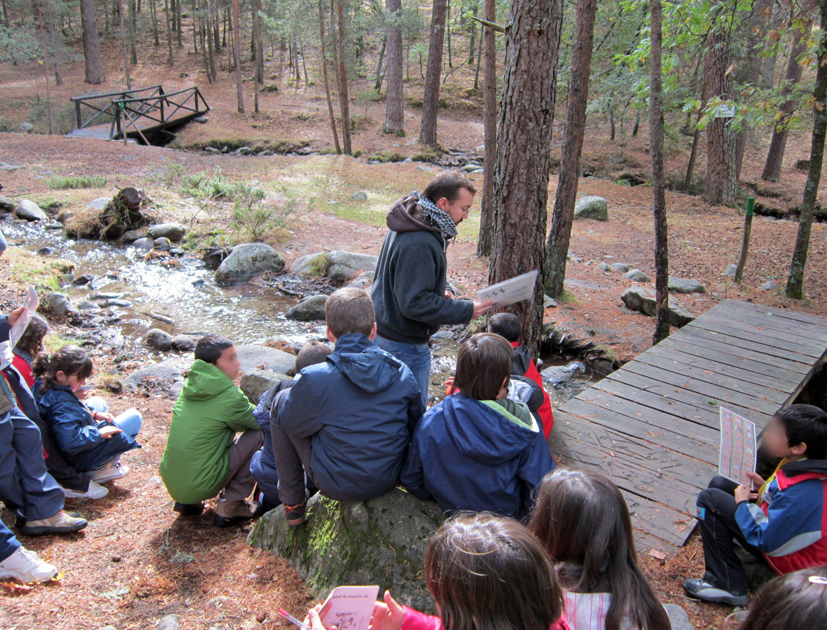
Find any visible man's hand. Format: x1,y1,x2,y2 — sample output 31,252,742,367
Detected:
369,591,404,630
444,289,454,299
99,425,124,439
6,306,25,327
472,299,495,319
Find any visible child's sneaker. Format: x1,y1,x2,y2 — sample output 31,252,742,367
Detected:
0,547,58,583
213,499,259,527
21,511,88,536
283,500,307,527
90,459,129,483
683,578,749,607
62,480,109,500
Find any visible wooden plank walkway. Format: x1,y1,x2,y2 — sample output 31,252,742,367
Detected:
66,110,205,141
550,299,827,553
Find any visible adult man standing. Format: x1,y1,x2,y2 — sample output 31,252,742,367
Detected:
371,171,493,402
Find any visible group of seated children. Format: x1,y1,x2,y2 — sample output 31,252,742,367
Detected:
0,308,142,584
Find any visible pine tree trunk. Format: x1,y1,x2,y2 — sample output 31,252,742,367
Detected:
318,0,341,154
703,33,736,205
383,0,404,135
336,0,352,154
232,0,244,112
488,0,564,355
544,0,597,297
165,0,174,65
786,0,827,299
761,22,810,181
374,34,386,91
119,0,132,88
419,0,448,147
129,0,137,64
80,0,106,84
475,0,497,258
649,0,670,343
150,0,159,45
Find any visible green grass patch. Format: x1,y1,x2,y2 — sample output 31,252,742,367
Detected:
46,175,107,190
4,248,74,293
554,290,580,304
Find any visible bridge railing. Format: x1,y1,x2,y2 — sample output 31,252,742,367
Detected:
112,86,210,140
70,85,164,134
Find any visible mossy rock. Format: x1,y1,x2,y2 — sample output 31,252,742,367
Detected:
248,489,444,612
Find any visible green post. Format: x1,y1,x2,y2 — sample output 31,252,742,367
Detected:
734,197,755,284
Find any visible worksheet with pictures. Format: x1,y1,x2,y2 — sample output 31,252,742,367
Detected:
718,407,757,485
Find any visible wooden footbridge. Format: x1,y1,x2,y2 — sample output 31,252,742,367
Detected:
66,85,209,144
550,299,827,553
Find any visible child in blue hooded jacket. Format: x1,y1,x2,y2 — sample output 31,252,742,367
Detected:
401,332,554,521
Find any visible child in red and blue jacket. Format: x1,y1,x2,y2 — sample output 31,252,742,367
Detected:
684,404,827,607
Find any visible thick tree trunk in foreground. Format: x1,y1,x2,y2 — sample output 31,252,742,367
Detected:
787,0,827,298
488,0,564,355
419,0,448,147
544,0,597,297
80,0,106,84
704,33,737,205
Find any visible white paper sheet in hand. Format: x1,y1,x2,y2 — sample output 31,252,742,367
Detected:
718,406,757,486
319,585,380,630
9,286,39,349
477,270,539,309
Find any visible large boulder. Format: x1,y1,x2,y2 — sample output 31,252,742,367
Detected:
326,250,379,285
285,294,328,321
215,243,285,286
624,269,650,283
145,328,173,351
248,489,444,613
124,361,187,399
235,344,297,374
573,196,608,221
39,293,78,316
621,286,694,327
668,276,706,294
148,223,187,242
15,199,47,221
0,195,15,213
291,252,327,276
240,368,289,404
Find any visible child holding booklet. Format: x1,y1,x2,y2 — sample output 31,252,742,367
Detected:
305,514,571,630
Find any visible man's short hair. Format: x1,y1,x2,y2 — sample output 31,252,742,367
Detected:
487,312,522,343
296,340,333,372
195,335,234,365
422,171,477,204
453,333,513,400
325,288,375,338
775,404,827,459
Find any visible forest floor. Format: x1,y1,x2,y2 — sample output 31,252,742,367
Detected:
1,34,826,630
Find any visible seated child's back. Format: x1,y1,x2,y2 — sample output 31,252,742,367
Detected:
402,332,554,520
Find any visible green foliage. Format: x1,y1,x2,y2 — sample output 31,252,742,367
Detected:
181,167,258,203
147,157,188,189
46,175,107,190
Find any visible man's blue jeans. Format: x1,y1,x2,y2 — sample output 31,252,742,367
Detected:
374,336,431,405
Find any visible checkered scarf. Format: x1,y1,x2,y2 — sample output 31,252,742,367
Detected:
413,191,458,245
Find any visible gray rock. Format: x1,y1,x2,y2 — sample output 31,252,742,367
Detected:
760,280,777,291
39,293,78,316
15,199,47,221
90,292,124,300
87,197,110,211
100,299,132,307
157,615,180,630
350,191,369,200
573,195,609,221
171,334,198,352
215,243,286,286
235,344,297,374
598,262,609,272
621,286,695,327
132,237,154,251
148,223,187,242
153,237,172,251
609,262,630,273
123,362,186,398
668,276,706,294
240,368,290,404
121,228,147,243
73,274,92,285
624,269,651,282
725,263,738,276
0,163,24,171
541,361,586,385
201,247,229,270
544,295,557,308
36,247,53,256
286,294,329,321
19,122,33,133
664,604,694,630
291,251,327,275
145,329,173,351
248,489,443,613
326,250,379,285
169,248,185,256
567,250,580,263
44,222,63,230
0,195,14,212
78,300,101,311
417,164,433,172
347,271,375,289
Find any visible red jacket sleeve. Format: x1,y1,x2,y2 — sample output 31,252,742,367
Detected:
401,607,443,630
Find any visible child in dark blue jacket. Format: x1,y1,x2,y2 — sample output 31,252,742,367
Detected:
34,345,141,482
250,340,332,511
401,333,554,521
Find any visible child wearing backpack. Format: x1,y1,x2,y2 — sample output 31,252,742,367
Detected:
529,469,669,630
33,345,141,483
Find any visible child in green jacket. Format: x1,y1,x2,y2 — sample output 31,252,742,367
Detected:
159,335,263,527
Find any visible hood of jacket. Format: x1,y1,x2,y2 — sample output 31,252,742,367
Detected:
182,359,236,401
386,194,441,235
781,458,827,481
34,379,77,407
327,333,404,393
438,393,540,464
